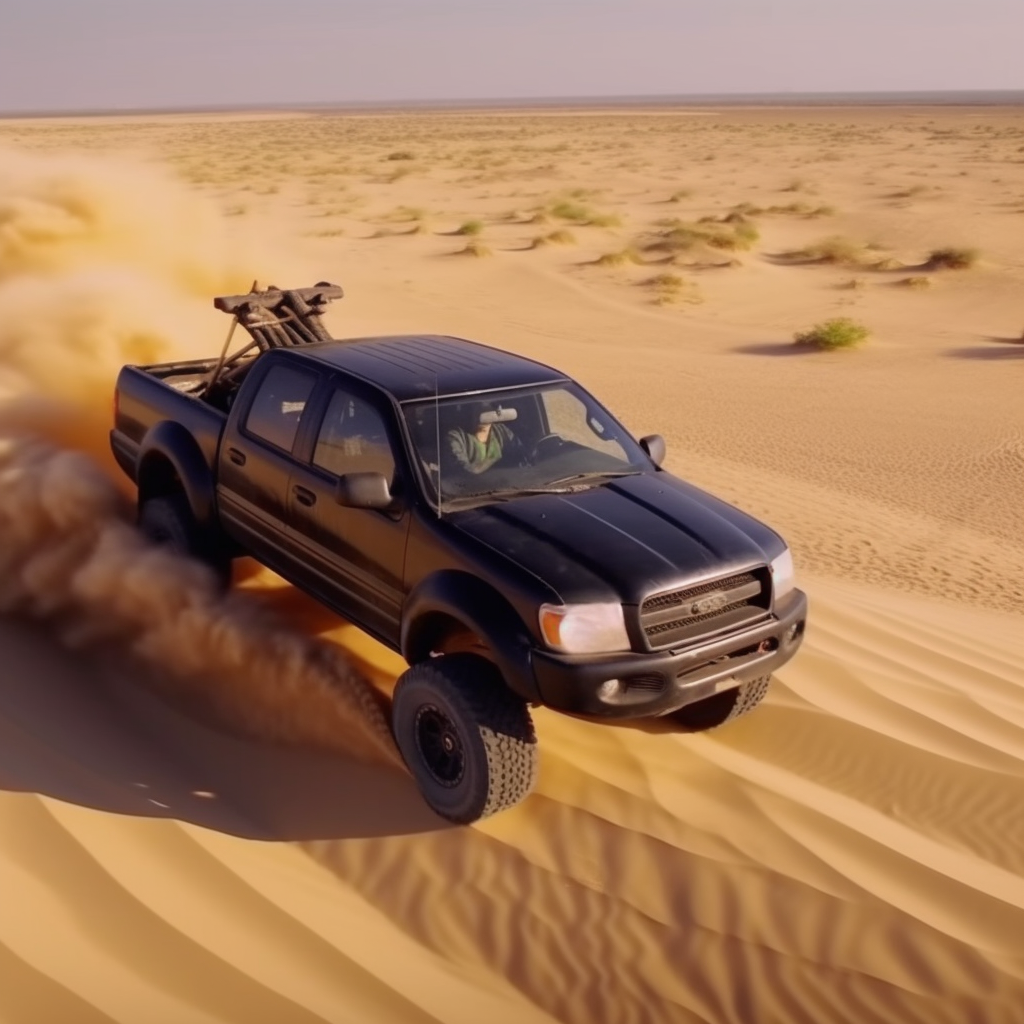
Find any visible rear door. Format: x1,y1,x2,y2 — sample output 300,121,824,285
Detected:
287,377,411,646
217,357,320,568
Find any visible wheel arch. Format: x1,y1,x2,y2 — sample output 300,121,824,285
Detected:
401,571,540,703
137,421,216,526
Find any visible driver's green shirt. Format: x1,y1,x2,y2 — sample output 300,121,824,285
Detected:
447,424,513,474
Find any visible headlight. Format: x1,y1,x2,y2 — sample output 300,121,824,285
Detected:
538,602,630,654
770,548,796,601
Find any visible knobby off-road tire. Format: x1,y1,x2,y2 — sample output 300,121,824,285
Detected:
668,674,771,732
392,653,538,824
138,493,232,589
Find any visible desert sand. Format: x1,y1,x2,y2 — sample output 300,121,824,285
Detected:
0,105,1022,1023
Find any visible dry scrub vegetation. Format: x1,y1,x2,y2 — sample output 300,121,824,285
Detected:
1,105,1016,331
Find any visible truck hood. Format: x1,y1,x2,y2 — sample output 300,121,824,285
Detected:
446,472,784,605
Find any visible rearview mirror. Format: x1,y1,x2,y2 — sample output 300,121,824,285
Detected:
639,434,666,467
479,406,517,425
335,472,393,509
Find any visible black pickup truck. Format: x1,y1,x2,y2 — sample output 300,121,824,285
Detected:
111,284,807,823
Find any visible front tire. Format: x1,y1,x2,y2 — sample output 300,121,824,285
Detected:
138,493,232,588
391,654,538,824
667,674,771,731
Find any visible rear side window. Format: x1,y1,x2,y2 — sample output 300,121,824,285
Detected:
245,364,317,453
314,388,396,485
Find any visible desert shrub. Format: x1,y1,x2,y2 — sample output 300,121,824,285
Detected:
453,240,492,258
668,189,693,203
765,202,811,216
550,200,591,222
387,205,427,222
545,229,576,245
644,219,757,255
588,212,622,228
927,247,979,270
386,151,415,161
890,184,929,199
733,221,760,247
794,317,870,350
594,248,643,267
645,273,684,292
897,275,932,289
791,236,864,265
455,219,484,236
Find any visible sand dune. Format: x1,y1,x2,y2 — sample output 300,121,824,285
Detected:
0,109,1022,1022
1,580,1021,1023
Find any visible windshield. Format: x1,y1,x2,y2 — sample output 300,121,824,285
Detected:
403,382,650,509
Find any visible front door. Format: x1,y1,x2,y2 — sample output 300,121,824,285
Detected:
287,381,410,646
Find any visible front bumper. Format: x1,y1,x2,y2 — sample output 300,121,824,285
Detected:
531,589,808,719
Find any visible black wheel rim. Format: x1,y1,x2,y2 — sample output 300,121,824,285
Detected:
148,526,173,546
414,704,466,787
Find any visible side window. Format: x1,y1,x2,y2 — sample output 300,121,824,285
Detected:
314,388,396,485
245,364,317,453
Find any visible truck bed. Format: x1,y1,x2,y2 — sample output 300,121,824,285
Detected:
111,358,240,483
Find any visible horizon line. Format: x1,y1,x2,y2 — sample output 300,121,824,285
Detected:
3,88,1024,120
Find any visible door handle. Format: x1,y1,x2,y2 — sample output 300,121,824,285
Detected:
227,447,246,466
293,485,317,508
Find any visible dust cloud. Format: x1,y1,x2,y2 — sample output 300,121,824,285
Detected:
0,148,397,765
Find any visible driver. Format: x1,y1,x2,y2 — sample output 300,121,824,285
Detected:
446,402,520,474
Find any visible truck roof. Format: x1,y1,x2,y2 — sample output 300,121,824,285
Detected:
301,334,567,402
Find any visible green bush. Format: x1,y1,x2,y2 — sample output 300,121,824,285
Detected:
550,200,591,222
793,317,870,350
455,219,484,236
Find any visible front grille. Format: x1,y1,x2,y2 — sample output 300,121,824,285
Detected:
639,570,770,650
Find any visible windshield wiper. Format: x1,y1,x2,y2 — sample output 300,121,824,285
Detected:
545,470,641,487
443,486,575,509
441,473,641,510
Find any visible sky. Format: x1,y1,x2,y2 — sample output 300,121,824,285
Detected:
1,0,1022,114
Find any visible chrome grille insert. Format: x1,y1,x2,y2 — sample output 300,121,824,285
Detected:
639,570,770,649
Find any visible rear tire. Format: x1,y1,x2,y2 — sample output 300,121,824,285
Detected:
667,674,771,732
391,654,538,824
139,493,232,589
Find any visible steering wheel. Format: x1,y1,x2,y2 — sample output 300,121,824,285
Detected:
529,433,564,461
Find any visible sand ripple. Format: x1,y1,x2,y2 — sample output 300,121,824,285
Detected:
1,576,1021,1023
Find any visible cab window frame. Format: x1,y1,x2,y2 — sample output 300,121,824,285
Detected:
240,359,320,457
304,376,403,490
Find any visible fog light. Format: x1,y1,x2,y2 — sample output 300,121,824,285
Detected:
597,679,622,700
786,621,804,644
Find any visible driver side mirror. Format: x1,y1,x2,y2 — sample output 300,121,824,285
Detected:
639,434,666,467
335,472,393,510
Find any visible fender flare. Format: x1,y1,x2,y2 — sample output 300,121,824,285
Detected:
401,570,540,703
137,421,217,526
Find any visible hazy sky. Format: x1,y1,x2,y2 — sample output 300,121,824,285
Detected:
2,0,1022,113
